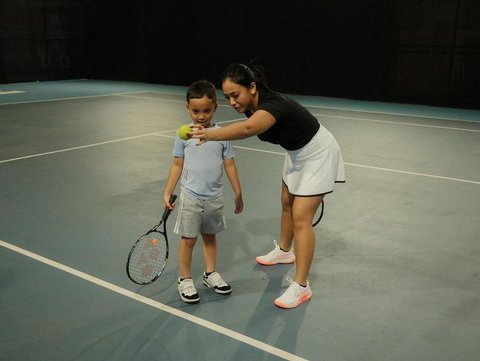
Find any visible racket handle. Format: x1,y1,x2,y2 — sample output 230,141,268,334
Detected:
162,194,177,220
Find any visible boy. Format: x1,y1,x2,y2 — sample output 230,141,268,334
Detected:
163,80,243,304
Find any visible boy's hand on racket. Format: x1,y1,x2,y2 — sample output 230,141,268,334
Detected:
164,194,176,210
190,124,208,145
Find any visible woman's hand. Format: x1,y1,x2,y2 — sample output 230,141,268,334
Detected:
189,124,208,145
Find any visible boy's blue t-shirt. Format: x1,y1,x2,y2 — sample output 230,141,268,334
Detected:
172,124,235,200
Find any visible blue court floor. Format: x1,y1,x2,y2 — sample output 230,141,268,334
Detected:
1,79,480,361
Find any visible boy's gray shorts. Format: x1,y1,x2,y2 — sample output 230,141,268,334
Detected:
173,192,226,238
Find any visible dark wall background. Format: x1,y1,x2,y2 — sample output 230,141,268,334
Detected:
1,0,479,108
0,0,88,82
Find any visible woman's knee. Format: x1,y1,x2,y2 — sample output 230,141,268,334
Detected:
291,213,312,230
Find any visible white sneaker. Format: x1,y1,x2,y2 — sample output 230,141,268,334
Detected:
274,277,312,309
202,271,232,295
177,278,200,304
256,240,295,265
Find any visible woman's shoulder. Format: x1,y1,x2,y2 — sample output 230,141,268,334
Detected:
260,89,284,102
259,90,302,116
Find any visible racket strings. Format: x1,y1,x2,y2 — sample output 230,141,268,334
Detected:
128,231,168,284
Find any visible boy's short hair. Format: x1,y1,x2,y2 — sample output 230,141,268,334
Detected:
186,80,217,103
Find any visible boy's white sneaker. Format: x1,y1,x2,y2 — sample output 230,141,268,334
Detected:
177,277,200,304
274,277,312,309
256,240,295,265
202,271,232,295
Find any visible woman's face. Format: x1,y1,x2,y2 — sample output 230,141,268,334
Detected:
222,78,256,113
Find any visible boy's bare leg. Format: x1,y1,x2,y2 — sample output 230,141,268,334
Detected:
201,233,217,273
178,236,197,279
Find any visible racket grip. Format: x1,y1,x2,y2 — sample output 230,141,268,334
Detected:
162,194,177,220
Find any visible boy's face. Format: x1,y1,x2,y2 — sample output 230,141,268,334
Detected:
186,95,217,128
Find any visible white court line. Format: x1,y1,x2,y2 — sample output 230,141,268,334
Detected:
113,93,480,130
151,135,480,186
1,129,479,186
343,163,480,185
231,145,480,186
118,91,480,123
0,119,242,164
0,90,25,95
0,131,172,164
0,119,243,164
0,91,150,106
0,240,308,361
116,93,234,108
2,87,478,124
313,113,480,133
116,93,480,125
306,104,480,124
9,88,476,130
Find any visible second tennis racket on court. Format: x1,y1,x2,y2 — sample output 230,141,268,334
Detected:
312,199,324,227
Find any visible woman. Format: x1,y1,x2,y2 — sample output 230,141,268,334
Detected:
190,63,345,308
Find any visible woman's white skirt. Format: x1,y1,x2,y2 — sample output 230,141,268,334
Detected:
282,125,345,196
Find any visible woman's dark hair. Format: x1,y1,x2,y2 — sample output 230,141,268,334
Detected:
221,61,271,91
186,79,217,102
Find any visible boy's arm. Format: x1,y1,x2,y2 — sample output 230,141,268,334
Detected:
224,158,243,214
164,157,184,209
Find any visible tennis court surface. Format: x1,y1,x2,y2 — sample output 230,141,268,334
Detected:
1,80,480,361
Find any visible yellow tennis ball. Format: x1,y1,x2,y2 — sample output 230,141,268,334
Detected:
177,124,191,140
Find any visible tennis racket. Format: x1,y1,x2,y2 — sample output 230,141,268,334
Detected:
126,194,177,285
312,199,324,227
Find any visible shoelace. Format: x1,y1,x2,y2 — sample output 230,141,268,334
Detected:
273,240,292,255
284,276,302,297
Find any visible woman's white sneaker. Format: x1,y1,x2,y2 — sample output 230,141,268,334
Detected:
274,277,312,309
256,240,295,265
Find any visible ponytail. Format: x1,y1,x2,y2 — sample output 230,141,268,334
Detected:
221,61,271,91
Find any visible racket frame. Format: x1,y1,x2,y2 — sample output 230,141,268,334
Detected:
312,199,324,227
126,194,177,285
